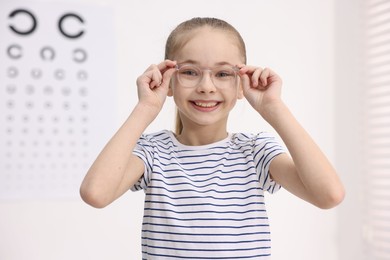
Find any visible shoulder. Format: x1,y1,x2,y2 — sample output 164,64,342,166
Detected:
138,130,175,147
231,132,279,145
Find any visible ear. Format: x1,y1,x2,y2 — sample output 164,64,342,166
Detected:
237,81,244,100
167,83,173,97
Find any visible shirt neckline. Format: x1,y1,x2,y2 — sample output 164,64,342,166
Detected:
167,130,232,150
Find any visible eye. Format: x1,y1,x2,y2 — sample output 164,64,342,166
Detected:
179,67,199,77
215,69,235,78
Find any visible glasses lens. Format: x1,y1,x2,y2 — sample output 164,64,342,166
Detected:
211,67,237,88
176,65,202,88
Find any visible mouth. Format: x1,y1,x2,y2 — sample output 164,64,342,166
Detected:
194,101,219,108
191,100,221,111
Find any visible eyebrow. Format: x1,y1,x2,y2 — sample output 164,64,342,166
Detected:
178,59,235,67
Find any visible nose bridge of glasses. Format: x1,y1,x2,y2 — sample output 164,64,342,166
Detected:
202,68,214,80
196,68,216,89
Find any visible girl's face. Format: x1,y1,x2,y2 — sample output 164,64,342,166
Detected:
169,27,244,131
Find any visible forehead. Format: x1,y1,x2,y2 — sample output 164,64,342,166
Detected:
173,27,244,66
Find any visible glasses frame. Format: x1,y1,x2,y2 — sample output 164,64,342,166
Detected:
174,63,240,89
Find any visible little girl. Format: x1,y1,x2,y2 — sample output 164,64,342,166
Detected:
80,17,345,259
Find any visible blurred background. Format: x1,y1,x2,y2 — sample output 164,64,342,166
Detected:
0,0,388,259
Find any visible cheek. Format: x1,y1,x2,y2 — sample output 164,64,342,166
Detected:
171,86,188,106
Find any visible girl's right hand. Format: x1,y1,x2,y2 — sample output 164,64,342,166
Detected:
136,60,177,113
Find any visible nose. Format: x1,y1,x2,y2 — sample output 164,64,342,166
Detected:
196,70,217,93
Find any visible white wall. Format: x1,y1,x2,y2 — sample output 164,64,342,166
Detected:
0,0,342,259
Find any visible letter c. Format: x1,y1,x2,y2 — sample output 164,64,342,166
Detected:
58,13,85,39
8,9,37,35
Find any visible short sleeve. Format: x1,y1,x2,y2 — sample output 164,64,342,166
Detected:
253,132,285,194
130,134,154,192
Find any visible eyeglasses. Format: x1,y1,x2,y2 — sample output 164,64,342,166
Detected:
175,64,239,89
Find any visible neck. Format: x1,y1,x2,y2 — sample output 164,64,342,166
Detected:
176,124,228,146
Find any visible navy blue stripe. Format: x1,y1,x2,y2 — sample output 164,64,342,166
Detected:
154,161,254,173
260,150,283,187
142,251,271,259
150,178,260,189
158,155,252,165
151,143,255,158
142,236,270,244
143,215,268,222
145,200,264,208
144,208,266,215
142,229,270,236
142,222,268,229
152,145,227,156
153,164,256,177
145,192,264,201
152,171,258,182
157,149,253,161
255,145,282,170
146,185,264,194
142,244,271,252
132,151,152,187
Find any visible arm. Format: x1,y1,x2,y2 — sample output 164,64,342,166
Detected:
239,66,345,209
265,102,344,209
80,60,177,208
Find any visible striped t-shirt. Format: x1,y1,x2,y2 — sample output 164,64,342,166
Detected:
131,130,285,259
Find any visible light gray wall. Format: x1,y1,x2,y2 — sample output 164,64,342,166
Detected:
0,0,343,259
335,0,365,259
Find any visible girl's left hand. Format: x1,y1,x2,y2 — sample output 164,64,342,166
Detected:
238,65,283,116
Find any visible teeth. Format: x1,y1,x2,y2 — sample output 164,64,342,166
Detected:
194,102,218,108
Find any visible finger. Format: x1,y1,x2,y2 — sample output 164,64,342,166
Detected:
150,81,160,89
259,67,270,87
157,59,177,74
151,60,177,89
156,60,177,88
238,65,258,75
149,68,163,89
236,63,246,70
239,66,264,88
161,67,176,87
136,67,157,89
145,60,176,78
251,68,263,88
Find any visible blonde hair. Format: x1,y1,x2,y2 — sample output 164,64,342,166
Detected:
164,17,247,135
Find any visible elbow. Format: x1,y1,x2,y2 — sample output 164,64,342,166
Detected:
79,183,110,209
316,186,346,210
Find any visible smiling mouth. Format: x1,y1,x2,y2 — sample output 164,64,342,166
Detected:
193,101,219,108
